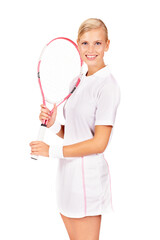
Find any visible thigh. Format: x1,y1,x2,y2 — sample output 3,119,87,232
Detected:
60,213,102,240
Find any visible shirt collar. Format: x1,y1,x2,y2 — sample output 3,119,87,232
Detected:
83,64,111,79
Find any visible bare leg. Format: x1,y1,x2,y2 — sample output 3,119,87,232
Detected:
60,213,102,240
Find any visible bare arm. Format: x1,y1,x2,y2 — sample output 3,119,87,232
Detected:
63,125,113,157
56,124,65,139
30,125,113,157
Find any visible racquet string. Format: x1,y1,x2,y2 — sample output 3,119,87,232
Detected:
39,39,81,105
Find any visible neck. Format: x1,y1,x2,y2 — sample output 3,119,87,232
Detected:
86,63,106,76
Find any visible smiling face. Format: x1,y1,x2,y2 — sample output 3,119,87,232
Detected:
77,27,110,75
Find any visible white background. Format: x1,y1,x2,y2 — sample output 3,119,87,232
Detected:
0,0,160,239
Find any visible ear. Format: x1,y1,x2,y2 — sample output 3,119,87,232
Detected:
104,39,110,52
76,39,79,49
77,39,80,49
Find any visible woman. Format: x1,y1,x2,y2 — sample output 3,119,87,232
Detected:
30,18,120,239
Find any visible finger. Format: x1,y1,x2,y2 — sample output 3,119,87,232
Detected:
30,141,41,146
51,104,57,115
40,104,47,109
30,144,42,152
40,104,51,113
31,144,40,149
30,151,39,155
30,141,35,146
40,112,51,119
51,103,57,110
54,103,57,111
31,144,43,153
39,116,50,122
40,110,51,119
40,111,50,116
39,117,51,124
41,107,50,115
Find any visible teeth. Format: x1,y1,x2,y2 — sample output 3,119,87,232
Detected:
87,55,96,58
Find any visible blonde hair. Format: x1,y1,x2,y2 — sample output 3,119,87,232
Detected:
78,18,108,41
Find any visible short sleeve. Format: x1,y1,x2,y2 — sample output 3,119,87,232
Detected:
95,82,120,126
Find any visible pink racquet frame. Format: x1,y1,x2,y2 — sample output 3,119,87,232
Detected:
37,37,83,126
31,37,83,160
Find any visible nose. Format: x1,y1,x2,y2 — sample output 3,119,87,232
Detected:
88,44,95,53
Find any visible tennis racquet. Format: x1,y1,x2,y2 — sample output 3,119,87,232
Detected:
31,37,83,160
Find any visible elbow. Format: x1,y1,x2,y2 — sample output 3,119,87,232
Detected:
96,143,108,154
99,147,107,154
96,140,109,154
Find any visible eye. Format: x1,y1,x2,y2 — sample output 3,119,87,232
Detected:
82,42,88,45
95,42,101,45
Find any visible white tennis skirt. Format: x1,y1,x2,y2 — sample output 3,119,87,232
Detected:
55,153,114,218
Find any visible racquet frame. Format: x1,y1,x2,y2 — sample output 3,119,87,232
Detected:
31,37,83,160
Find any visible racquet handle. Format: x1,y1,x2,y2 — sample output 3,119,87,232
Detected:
31,124,47,160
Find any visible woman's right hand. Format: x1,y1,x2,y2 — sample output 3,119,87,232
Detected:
39,103,57,128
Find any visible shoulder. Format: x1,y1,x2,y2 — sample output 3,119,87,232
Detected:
96,73,120,97
94,73,121,108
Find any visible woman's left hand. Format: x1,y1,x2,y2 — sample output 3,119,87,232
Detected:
30,141,49,157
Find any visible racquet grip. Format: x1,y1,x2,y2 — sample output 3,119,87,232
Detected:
31,124,47,160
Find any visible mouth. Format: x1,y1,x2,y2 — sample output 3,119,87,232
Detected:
85,55,98,61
